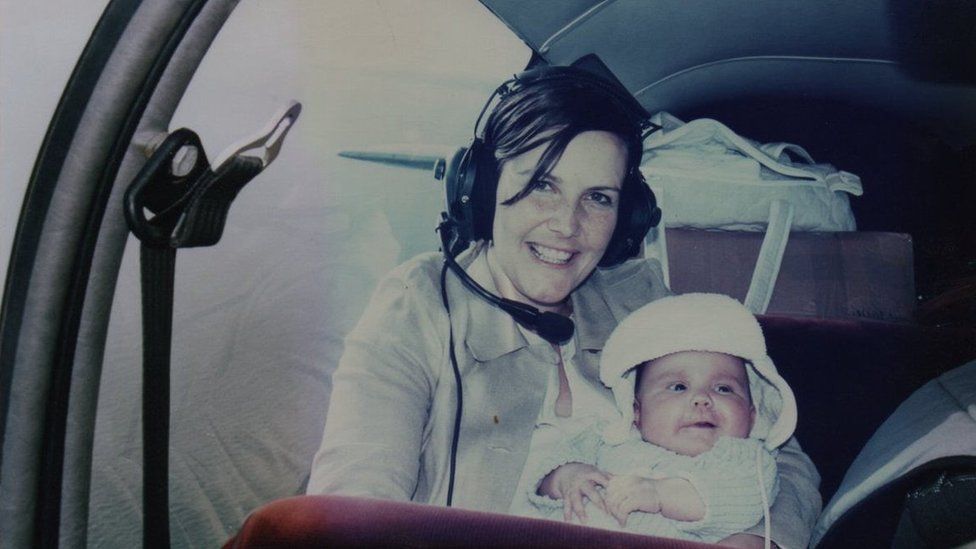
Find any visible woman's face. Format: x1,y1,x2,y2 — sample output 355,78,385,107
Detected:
488,130,627,314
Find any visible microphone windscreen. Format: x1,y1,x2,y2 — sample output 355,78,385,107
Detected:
535,312,575,345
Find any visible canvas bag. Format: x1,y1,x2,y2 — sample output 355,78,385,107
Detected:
641,112,864,314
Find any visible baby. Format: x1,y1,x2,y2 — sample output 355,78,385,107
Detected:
512,293,798,544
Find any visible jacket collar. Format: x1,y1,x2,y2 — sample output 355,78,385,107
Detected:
459,244,617,362
461,245,529,362
569,270,616,352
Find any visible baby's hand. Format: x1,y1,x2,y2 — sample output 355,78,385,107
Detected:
604,474,662,527
538,462,610,524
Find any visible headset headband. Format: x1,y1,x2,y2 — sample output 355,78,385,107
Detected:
473,65,655,142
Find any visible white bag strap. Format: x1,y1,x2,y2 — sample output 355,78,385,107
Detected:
744,200,794,314
825,170,864,195
649,111,686,132
653,225,670,289
760,142,815,165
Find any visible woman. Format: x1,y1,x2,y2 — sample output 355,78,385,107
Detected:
307,66,821,548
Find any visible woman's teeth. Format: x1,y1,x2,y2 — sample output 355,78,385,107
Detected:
529,244,572,264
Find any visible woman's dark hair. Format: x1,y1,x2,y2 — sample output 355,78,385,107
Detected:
481,70,646,207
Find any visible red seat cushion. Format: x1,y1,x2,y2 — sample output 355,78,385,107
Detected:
223,495,711,548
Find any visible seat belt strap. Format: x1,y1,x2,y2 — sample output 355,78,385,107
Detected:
126,130,264,549
123,101,299,549
139,245,175,549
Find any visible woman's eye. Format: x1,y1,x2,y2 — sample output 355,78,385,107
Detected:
585,191,614,206
529,179,555,193
714,384,734,395
667,382,687,392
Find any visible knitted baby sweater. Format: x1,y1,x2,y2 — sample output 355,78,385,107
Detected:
518,426,779,543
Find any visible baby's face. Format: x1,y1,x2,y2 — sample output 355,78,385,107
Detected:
634,351,755,456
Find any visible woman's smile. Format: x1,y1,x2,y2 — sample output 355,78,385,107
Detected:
526,242,575,266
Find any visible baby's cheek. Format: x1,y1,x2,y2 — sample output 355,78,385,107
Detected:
727,403,756,438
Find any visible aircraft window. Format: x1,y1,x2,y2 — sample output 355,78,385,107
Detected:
0,1,110,286
89,2,527,546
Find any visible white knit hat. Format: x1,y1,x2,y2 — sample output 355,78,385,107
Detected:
600,293,797,450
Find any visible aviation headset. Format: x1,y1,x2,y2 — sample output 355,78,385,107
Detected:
436,65,662,506
440,65,662,267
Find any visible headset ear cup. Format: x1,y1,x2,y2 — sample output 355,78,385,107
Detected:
599,173,660,267
444,140,485,248
638,172,662,232
471,141,497,242
443,146,499,252
444,145,468,218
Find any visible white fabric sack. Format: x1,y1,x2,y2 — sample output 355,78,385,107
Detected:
641,112,863,232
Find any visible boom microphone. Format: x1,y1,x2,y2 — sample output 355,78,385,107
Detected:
438,217,575,345
491,295,575,345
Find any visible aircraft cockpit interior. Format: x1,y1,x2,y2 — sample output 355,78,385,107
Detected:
1,1,974,547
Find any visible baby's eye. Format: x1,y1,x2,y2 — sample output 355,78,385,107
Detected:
714,384,734,395
667,382,687,392
585,191,614,207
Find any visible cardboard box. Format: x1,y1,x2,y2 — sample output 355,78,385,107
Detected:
662,229,916,323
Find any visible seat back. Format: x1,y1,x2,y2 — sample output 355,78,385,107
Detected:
757,316,976,503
